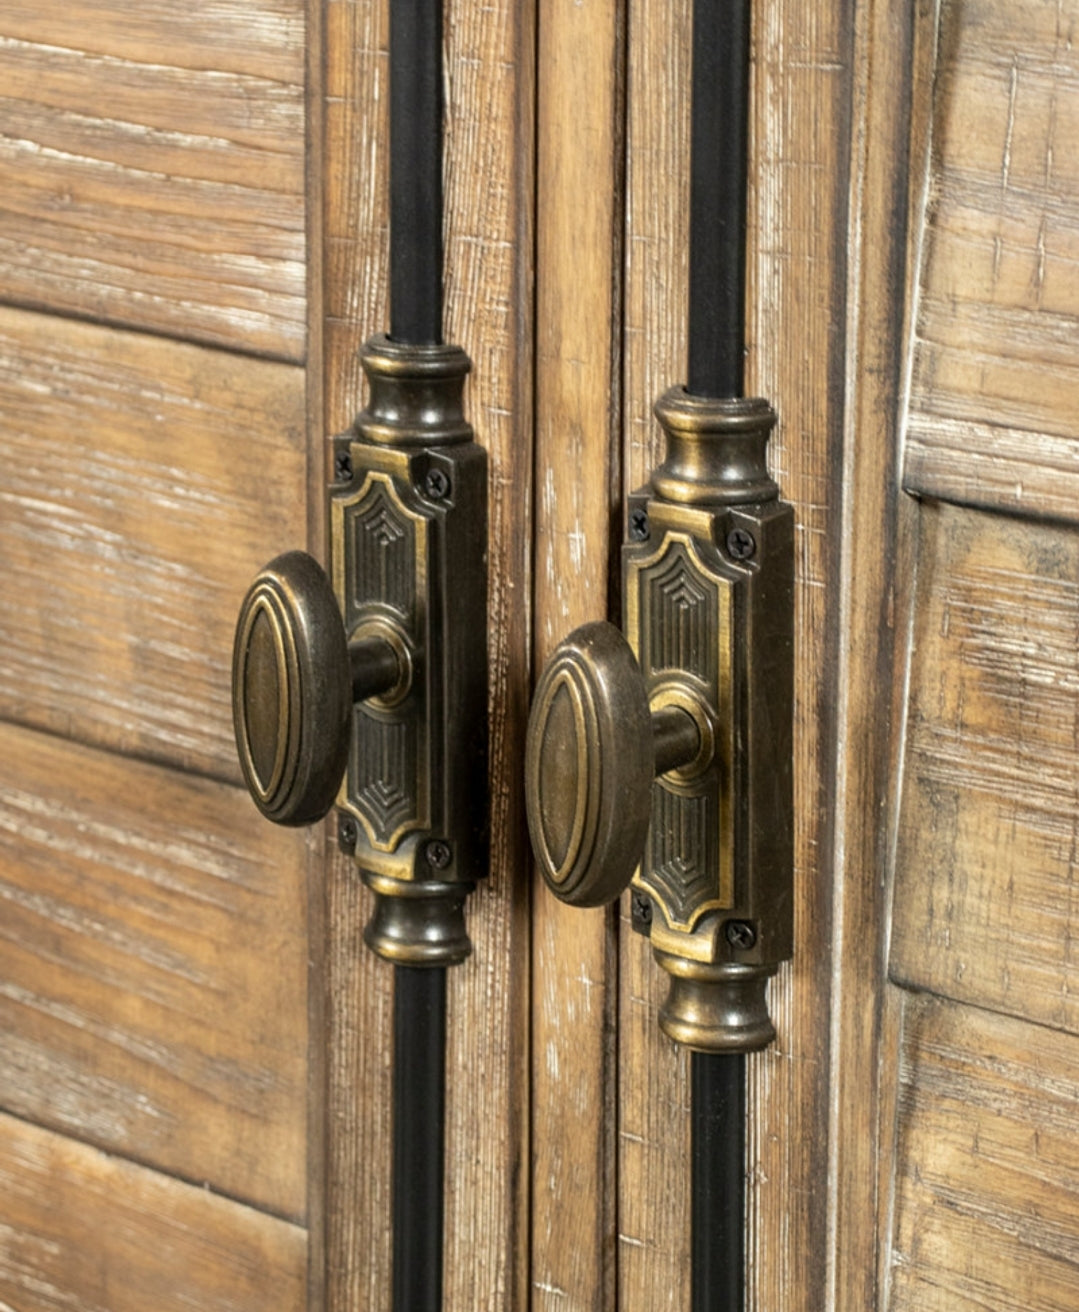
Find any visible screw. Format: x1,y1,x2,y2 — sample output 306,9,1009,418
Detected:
629,507,650,541
726,527,757,561
424,839,452,870
334,450,353,482
424,468,450,500
338,815,357,850
725,919,757,950
631,891,653,928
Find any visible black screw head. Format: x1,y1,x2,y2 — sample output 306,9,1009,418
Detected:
334,450,353,482
423,468,450,500
725,919,757,950
338,814,357,851
726,527,757,561
631,890,653,926
424,839,452,870
629,507,650,542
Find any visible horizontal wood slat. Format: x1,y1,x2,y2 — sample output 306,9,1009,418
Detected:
0,1111,307,1311
0,721,309,1220
903,0,1079,520
0,0,305,358
0,306,306,781
889,993,1079,1311
892,502,1079,1035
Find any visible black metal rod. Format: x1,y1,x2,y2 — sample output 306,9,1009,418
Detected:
389,0,444,343
392,965,447,1312
687,0,752,398
692,1052,746,1312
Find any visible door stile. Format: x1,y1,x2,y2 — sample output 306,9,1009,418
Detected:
530,1,627,1307
318,0,535,1307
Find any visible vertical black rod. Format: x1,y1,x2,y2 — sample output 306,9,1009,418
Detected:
692,1052,746,1312
392,965,447,1312
389,0,443,343
687,0,751,398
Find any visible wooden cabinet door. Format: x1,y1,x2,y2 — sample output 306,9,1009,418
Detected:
3,1,1078,1310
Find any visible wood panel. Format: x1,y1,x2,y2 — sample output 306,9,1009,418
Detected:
891,501,1079,1034
0,306,306,781
0,0,306,359
618,0,870,1306
531,0,622,1307
889,993,1079,1310
903,0,1079,521
0,1111,306,1311
321,1,533,1308
0,721,309,1221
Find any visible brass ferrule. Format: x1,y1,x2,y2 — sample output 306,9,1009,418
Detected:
355,334,473,448
362,871,474,967
652,389,778,506
655,952,778,1053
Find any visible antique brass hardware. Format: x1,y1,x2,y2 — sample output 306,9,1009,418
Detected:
233,334,488,966
525,390,793,1052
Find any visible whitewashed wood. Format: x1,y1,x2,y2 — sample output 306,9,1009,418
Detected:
892,502,1079,1036
0,0,306,358
321,1,534,1308
903,0,1079,519
889,993,1079,1310
0,721,310,1221
0,306,306,780
0,1111,307,1311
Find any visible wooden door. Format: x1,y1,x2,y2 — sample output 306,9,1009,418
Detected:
3,0,1078,1310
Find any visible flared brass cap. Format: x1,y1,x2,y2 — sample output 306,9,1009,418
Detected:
655,951,778,1052
362,871,473,966
652,389,778,505
355,333,473,447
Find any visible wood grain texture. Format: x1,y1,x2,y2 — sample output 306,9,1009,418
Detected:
0,1111,307,1311
321,1,534,1308
619,0,863,1306
0,0,306,359
0,306,306,781
903,0,1079,520
617,1,691,1303
889,993,1079,1310
0,721,309,1221
531,1,623,1308
891,501,1079,1035
823,0,919,1305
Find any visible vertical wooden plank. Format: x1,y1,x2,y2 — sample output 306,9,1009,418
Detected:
618,0,691,1302
531,1,624,1308
618,0,891,1308
825,0,919,1306
322,1,534,1307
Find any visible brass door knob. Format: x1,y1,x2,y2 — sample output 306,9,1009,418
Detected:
525,621,706,907
232,550,408,826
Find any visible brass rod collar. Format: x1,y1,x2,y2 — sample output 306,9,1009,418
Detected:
655,952,778,1052
355,334,473,448
362,871,474,966
652,389,778,505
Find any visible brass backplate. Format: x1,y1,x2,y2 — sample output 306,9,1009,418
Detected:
625,492,794,974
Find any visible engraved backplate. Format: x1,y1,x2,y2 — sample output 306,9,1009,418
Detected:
625,494,795,970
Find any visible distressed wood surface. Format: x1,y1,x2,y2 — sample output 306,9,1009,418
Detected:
889,993,1079,1310
0,306,306,781
903,0,1079,520
321,1,533,1308
617,0,691,1302
0,721,309,1221
618,0,866,1306
531,1,622,1308
891,501,1079,1035
0,1111,307,1311
0,0,306,359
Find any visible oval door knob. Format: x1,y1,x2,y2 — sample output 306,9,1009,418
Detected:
232,551,406,826
525,621,704,907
